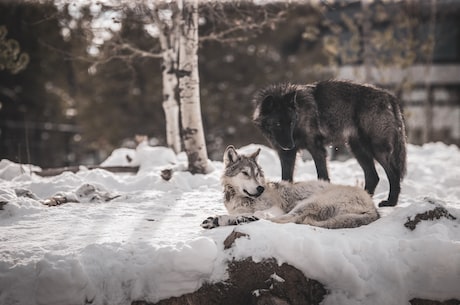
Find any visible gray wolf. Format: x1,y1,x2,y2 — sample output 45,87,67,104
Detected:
201,145,379,229
252,80,407,207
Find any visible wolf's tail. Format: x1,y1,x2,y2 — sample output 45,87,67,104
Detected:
304,212,379,229
392,99,407,180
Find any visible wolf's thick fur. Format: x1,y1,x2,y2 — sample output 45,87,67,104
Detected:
201,146,379,229
253,80,407,207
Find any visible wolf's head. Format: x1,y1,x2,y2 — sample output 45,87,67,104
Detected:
222,145,266,198
253,83,298,151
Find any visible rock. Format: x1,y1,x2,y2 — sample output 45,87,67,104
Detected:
223,230,249,249
161,168,173,181
133,229,327,305
15,188,40,200
132,258,326,305
404,204,456,231
42,195,69,206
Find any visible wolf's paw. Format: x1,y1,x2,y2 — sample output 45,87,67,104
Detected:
235,215,259,224
201,216,220,229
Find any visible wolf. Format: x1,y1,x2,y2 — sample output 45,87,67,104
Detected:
252,80,407,207
201,145,379,229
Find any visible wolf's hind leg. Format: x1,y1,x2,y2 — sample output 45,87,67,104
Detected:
374,147,402,207
303,213,379,229
271,201,324,224
270,214,300,224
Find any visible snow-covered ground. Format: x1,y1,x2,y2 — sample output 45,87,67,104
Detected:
1,142,459,305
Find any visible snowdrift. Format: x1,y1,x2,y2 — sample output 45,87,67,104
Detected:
1,142,459,305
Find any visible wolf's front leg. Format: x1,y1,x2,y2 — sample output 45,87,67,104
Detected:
278,148,297,181
201,215,259,229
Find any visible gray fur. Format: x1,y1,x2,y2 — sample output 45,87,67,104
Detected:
201,146,379,229
252,80,407,207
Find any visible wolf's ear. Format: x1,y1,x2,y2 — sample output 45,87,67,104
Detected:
261,95,274,114
249,148,261,161
224,145,239,166
285,90,297,108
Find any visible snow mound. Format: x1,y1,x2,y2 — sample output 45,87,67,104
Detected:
0,142,459,305
0,159,41,181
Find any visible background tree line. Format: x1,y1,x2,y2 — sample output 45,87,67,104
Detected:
1,0,459,168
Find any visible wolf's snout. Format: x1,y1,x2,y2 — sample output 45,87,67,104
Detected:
244,185,265,198
277,137,296,151
257,186,265,195
280,144,295,151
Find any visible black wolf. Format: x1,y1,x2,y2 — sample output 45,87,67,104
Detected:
253,80,407,207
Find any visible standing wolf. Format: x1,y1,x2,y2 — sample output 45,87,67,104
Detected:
201,145,379,229
253,80,407,207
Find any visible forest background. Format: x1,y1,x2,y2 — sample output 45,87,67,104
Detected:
1,0,459,168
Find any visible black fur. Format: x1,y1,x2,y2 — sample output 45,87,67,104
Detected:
253,80,407,207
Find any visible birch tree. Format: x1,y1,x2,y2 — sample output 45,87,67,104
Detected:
100,1,209,174
55,1,285,174
148,4,182,154
177,0,209,174
56,2,183,155
125,1,209,173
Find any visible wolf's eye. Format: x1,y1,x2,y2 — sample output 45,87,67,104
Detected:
242,171,250,177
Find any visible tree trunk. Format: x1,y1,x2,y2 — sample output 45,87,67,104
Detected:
423,0,437,143
162,47,181,154
177,0,209,174
151,4,182,154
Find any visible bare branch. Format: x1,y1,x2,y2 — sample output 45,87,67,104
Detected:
118,43,163,59
146,7,170,49
199,7,287,44
143,2,181,52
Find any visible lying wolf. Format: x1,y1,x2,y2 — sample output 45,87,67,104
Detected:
252,81,407,207
201,145,379,229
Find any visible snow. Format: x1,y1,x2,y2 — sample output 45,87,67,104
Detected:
1,142,460,305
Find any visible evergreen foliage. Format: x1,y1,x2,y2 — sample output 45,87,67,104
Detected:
0,25,29,74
